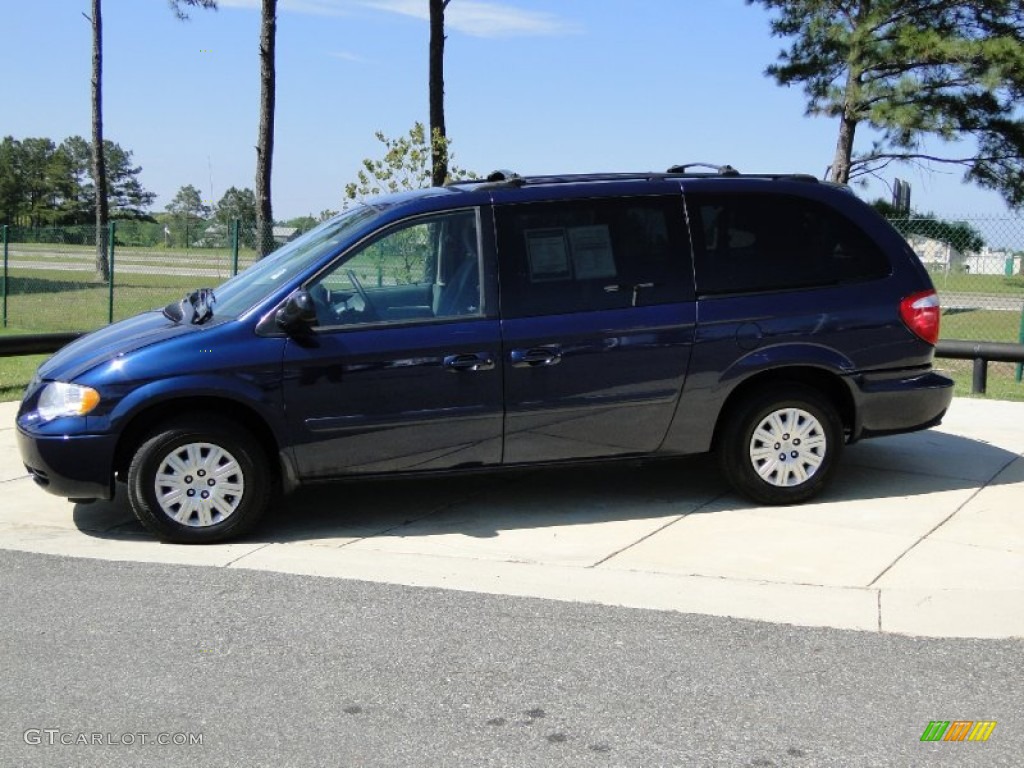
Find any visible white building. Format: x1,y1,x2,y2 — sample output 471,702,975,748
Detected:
906,234,964,273
962,247,1020,276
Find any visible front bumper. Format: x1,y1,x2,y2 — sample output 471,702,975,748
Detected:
852,370,955,440
15,425,117,501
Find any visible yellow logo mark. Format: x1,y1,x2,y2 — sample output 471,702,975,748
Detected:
967,721,997,742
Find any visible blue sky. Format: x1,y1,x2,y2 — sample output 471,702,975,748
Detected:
3,0,1012,220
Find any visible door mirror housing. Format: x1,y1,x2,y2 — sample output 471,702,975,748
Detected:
275,290,317,332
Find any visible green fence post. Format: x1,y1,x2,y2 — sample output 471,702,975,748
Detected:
107,221,116,325
2,224,8,328
1,224,7,329
1016,301,1023,383
231,219,240,276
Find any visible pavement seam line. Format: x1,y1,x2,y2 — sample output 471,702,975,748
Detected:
221,542,273,567
864,452,1021,588
588,492,728,568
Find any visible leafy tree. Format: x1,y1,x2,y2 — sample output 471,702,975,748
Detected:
0,135,152,227
56,136,94,224
215,186,257,227
872,199,986,252
168,0,217,20
0,137,22,224
165,184,209,247
104,142,157,219
256,0,277,257
429,0,452,187
167,184,209,220
59,136,155,223
749,0,1024,207
344,122,474,203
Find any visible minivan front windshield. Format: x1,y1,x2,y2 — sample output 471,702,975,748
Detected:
209,204,387,319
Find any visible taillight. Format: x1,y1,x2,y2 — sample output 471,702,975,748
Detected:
899,290,941,345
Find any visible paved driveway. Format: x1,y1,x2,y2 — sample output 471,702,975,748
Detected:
2,396,1022,639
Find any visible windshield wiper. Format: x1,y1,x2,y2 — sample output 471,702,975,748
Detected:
163,288,216,325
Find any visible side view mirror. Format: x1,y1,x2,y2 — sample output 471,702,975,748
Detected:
275,290,317,332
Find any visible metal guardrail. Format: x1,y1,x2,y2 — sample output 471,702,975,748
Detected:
935,340,1024,394
0,332,84,357
2,332,1022,394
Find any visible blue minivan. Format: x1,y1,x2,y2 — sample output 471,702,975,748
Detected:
16,167,954,542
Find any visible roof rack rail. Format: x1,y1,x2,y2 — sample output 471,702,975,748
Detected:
666,163,740,176
448,166,820,190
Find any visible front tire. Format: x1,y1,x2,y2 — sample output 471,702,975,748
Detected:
127,418,270,543
718,385,843,505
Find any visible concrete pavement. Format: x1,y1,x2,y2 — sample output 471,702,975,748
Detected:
1,396,1022,639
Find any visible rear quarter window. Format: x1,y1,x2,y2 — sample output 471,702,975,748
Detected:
688,193,891,296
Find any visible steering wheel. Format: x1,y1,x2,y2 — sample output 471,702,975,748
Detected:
346,269,378,318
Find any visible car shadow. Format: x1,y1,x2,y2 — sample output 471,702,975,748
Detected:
71,429,1021,544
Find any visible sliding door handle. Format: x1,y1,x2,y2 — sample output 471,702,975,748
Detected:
443,353,495,372
510,345,563,368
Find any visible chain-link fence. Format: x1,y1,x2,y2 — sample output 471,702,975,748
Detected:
1,220,285,332
2,213,1023,342
893,215,1024,396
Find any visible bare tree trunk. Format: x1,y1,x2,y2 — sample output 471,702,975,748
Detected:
429,0,449,187
830,110,858,184
91,0,109,280
256,0,276,257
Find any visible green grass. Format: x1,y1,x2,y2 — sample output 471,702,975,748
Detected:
3,268,217,332
938,360,1024,402
931,271,1024,296
941,308,1024,343
0,354,46,402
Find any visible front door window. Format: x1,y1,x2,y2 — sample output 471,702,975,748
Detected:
307,209,482,327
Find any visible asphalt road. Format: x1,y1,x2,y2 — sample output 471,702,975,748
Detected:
0,549,1019,768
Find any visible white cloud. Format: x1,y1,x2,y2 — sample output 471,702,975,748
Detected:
361,0,580,37
218,0,351,16
327,50,364,61
220,0,580,37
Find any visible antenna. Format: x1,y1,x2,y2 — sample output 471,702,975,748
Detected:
207,155,215,212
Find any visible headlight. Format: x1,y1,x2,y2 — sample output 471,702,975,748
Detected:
36,382,101,422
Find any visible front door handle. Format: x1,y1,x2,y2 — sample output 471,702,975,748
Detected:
510,345,563,368
443,353,495,372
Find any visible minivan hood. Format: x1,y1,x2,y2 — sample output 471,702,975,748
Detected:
37,311,206,382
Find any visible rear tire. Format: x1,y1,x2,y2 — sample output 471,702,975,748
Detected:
718,384,843,505
127,417,270,543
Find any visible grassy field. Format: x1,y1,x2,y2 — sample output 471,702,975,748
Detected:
0,355,45,401
940,308,1024,342
938,360,1024,402
3,268,219,333
930,271,1024,295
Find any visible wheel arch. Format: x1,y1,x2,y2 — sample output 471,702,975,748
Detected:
113,397,283,487
711,366,855,451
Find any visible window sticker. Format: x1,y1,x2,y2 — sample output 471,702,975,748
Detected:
525,228,572,281
568,225,616,279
